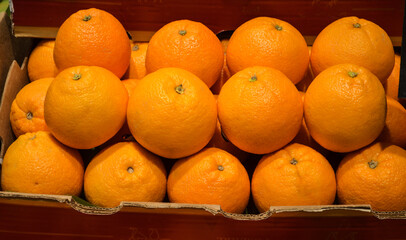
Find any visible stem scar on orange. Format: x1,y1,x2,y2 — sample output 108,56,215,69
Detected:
44,66,128,149
167,147,250,213
54,8,131,78
127,67,217,159
337,142,406,211
226,17,309,85
251,143,336,212
145,19,224,88
218,66,303,154
310,16,395,83
304,63,386,153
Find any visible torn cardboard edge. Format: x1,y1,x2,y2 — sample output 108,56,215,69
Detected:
2,190,406,220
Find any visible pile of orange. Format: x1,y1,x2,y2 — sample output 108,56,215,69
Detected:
2,7,406,214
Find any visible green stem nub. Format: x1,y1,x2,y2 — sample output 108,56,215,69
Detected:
132,44,139,51
218,165,224,171
348,71,358,78
175,84,185,94
83,15,92,21
290,158,298,165
26,111,33,120
368,160,378,169
73,73,81,80
179,30,187,36
127,167,134,173
353,23,361,28
249,74,257,82
275,25,283,31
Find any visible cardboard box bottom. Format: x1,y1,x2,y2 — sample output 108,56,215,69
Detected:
1,192,406,240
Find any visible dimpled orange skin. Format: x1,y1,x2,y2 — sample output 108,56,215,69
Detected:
383,54,406,106
290,92,329,156
27,40,58,81
1,131,84,196
226,17,309,85
123,42,148,80
210,39,231,94
218,66,303,154
54,8,131,78
127,67,217,159
377,96,406,148
167,148,250,213
251,143,336,212
304,63,386,153
44,66,128,149
84,142,167,208
10,78,53,137
336,142,406,211
145,20,224,88
206,118,251,162
311,16,395,83
99,78,141,147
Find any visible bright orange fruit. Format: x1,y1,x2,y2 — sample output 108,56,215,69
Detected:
167,148,250,213
145,20,224,88
54,8,131,78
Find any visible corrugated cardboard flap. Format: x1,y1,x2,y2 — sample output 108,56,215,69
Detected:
0,58,29,159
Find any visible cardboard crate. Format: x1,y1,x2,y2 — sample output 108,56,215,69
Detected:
1,2,406,239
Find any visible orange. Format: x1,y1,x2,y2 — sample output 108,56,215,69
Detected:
10,77,53,137
84,142,167,208
54,8,131,78
251,143,336,212
295,46,314,92
304,63,386,153
44,66,128,149
145,19,223,88
218,66,303,154
123,42,148,80
336,142,406,211
310,16,395,83
167,147,250,213
101,78,141,147
1,131,84,195
210,39,232,94
226,17,309,84
377,96,406,148
206,95,250,162
122,78,141,97
127,67,217,159
206,118,251,163
383,54,406,106
27,40,58,81
290,92,329,156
